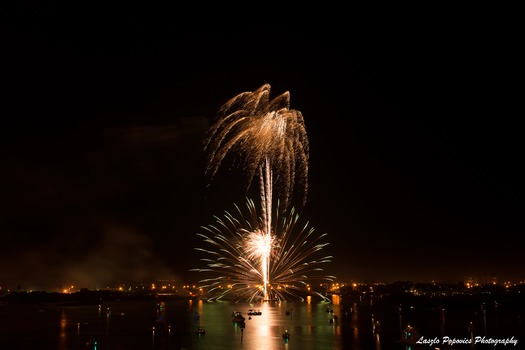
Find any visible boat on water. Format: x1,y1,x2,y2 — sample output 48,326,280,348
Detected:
373,320,381,335
329,314,338,323
231,311,246,322
247,309,262,316
86,337,98,349
401,324,422,345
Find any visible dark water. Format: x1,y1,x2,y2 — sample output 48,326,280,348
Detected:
1,293,523,349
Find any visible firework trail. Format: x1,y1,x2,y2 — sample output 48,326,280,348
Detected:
191,198,335,302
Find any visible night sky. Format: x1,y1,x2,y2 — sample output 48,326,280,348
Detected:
1,4,522,290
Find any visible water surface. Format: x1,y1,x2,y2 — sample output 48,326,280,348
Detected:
1,293,523,349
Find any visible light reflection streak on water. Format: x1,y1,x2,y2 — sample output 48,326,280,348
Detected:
151,325,156,349
332,295,341,336
152,301,169,349
352,302,360,340
105,306,111,335
58,310,67,350
252,302,272,339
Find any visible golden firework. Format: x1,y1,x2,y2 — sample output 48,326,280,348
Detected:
204,83,309,215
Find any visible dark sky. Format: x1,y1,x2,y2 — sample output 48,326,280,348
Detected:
1,4,522,290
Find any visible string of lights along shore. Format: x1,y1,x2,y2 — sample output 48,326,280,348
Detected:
191,84,336,302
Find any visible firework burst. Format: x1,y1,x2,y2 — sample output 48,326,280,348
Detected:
196,84,335,301
192,198,335,302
